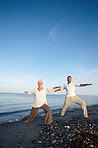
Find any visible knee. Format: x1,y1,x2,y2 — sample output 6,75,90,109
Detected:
82,101,86,107
48,107,51,113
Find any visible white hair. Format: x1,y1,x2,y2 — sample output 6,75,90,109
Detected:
38,79,43,83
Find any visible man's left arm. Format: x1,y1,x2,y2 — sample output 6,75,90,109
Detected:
79,83,93,87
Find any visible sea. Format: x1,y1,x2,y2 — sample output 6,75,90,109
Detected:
0,93,98,123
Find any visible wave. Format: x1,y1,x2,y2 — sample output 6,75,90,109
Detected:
0,109,31,116
0,104,80,117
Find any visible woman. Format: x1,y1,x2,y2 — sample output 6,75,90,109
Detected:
24,80,60,125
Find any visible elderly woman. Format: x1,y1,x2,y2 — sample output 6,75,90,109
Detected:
24,80,60,125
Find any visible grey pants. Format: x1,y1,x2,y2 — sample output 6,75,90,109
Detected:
61,96,88,117
28,104,52,125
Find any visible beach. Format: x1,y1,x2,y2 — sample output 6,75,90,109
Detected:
0,105,98,148
0,93,98,123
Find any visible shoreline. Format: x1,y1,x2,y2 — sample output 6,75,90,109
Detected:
0,105,98,148
0,104,98,124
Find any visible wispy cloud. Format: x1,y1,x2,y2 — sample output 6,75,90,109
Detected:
74,68,98,83
0,74,38,93
47,17,78,51
47,27,58,43
47,26,58,51
1,68,98,94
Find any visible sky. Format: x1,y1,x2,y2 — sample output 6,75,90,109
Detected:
0,0,98,95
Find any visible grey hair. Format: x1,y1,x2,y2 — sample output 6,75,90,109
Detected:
38,79,43,83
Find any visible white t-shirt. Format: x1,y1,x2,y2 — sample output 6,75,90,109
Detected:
28,87,53,108
61,83,80,97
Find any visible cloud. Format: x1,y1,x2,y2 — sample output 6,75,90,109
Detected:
47,27,58,43
74,68,98,83
1,68,98,95
0,74,38,93
70,68,98,95
47,26,58,51
47,17,78,51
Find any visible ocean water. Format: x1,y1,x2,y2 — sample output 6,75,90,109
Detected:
0,93,98,123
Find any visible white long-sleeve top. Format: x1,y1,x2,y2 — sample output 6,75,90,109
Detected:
28,87,53,108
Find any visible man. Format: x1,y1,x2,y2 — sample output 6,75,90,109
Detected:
55,76,92,119
24,80,60,125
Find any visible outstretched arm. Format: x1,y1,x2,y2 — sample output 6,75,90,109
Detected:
79,83,93,87
53,86,61,90
54,85,65,92
24,89,35,94
54,88,61,92
46,86,61,93
24,91,28,93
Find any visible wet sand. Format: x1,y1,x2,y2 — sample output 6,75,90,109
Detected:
0,105,98,148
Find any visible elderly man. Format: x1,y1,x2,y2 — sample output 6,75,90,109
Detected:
24,80,60,125
55,76,92,119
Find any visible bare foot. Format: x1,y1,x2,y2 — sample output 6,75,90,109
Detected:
47,124,52,127
84,117,92,119
60,115,63,117
24,120,30,123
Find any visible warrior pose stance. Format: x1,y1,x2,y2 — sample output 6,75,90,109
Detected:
24,80,60,125
55,76,92,119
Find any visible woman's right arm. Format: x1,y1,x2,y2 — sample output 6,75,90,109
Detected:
24,89,35,95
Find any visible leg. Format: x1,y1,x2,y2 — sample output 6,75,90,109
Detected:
41,104,52,125
61,97,73,116
73,96,88,117
28,107,39,122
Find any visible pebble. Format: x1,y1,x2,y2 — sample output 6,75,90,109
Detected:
38,141,42,144
64,125,70,129
88,145,94,147
52,139,57,144
32,117,98,147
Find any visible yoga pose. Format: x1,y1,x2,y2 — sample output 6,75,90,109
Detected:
24,80,60,125
55,76,92,119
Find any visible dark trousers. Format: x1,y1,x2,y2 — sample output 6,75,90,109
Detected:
28,104,52,125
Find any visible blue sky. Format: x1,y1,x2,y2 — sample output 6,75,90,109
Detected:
0,0,98,95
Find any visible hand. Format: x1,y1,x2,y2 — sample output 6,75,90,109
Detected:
88,83,93,86
56,86,61,88
53,86,61,90
80,83,93,87
24,91,28,93
58,86,61,88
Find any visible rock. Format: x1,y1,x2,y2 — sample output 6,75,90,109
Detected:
38,141,42,144
52,139,57,144
88,144,94,147
32,116,98,147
